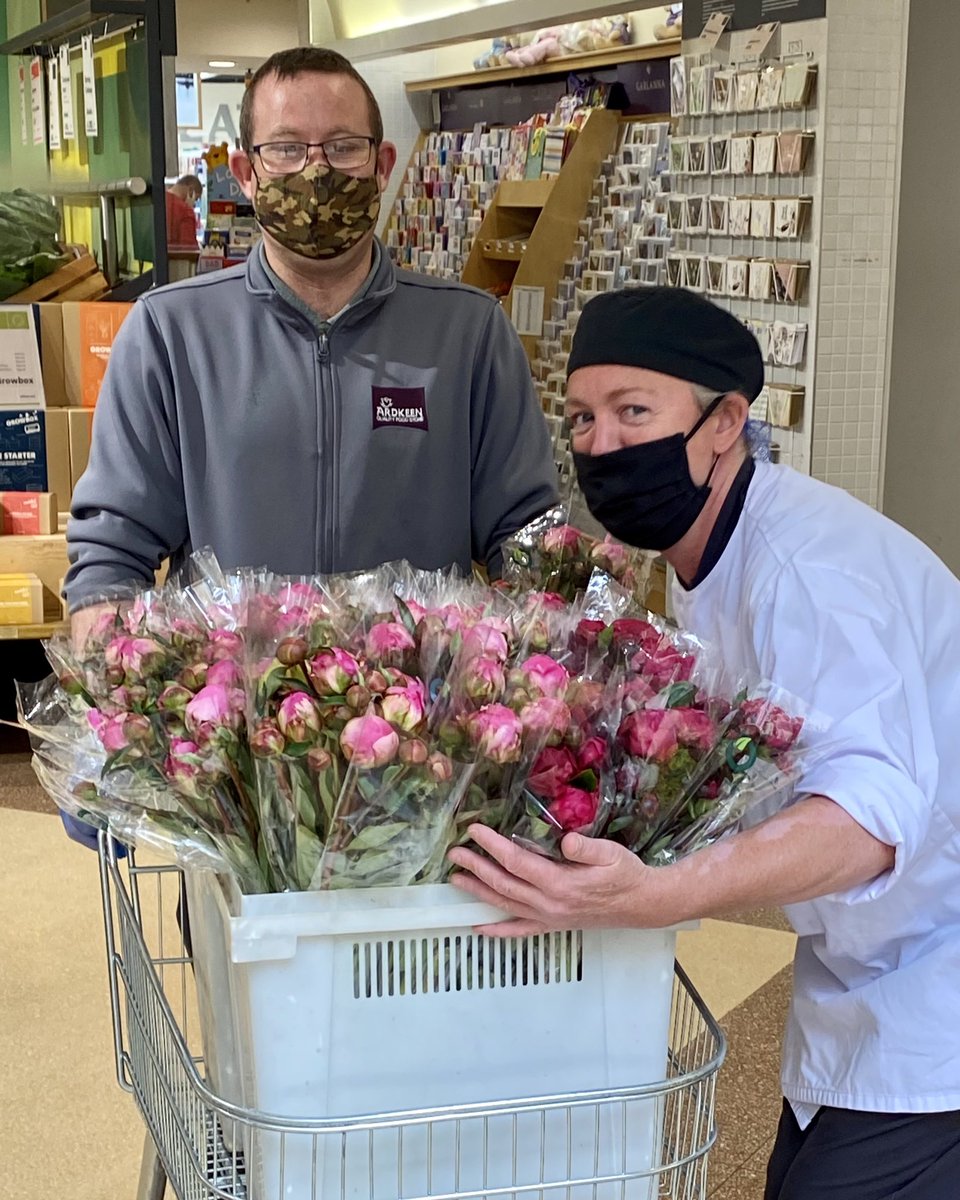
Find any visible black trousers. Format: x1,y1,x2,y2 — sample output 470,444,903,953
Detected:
764,1100,960,1199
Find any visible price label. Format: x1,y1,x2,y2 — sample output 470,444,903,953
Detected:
59,44,76,140
82,34,99,138
17,63,28,145
29,56,45,146
47,57,62,151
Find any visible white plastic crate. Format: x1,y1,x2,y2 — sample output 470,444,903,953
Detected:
197,880,679,1200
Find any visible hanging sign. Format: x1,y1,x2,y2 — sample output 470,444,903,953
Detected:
47,58,62,151
59,45,76,140
81,34,99,138
29,57,45,146
17,63,28,145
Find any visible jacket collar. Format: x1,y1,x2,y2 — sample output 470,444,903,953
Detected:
245,238,397,335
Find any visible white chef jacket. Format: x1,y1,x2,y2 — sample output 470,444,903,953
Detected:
672,461,960,1120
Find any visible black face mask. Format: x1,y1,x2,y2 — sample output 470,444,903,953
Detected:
573,396,723,552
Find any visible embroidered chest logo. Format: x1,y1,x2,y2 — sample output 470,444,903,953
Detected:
371,386,428,431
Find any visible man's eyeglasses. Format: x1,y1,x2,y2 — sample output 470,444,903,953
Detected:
252,136,376,175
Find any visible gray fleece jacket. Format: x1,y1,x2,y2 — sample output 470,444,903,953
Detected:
64,242,559,609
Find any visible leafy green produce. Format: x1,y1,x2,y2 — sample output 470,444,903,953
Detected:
0,189,70,300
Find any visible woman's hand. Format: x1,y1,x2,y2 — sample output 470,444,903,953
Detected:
447,824,684,937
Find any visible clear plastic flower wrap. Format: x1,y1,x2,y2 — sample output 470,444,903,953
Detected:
499,504,655,607
30,555,273,892
505,604,828,865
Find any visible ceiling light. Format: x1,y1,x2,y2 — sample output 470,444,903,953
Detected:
208,60,236,69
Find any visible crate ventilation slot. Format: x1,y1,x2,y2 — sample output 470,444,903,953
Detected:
353,932,584,999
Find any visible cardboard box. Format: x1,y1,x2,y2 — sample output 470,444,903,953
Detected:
67,407,94,489
0,307,45,409
34,303,67,407
0,533,70,600
45,408,71,508
0,573,44,625
62,302,133,408
0,491,57,535
0,409,47,491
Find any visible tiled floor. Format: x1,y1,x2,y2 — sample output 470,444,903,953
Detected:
1,730,793,1199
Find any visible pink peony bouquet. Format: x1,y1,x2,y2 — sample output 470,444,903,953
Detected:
23,553,817,892
499,504,653,607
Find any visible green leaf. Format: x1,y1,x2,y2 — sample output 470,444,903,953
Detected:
261,662,289,701
394,595,418,636
292,769,318,828
347,821,408,851
567,768,598,792
664,682,698,709
295,825,323,890
597,625,614,651
526,816,554,841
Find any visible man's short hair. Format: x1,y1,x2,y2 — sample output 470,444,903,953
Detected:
239,47,384,153
176,174,202,192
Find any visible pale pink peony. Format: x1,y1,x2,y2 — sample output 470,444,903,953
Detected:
206,659,242,689
89,709,151,754
590,538,630,574
121,637,167,676
461,622,509,664
276,692,324,744
518,697,572,739
185,684,242,742
249,720,285,757
462,655,506,704
157,683,193,712
542,525,582,555
340,713,400,768
467,704,523,765
164,738,204,794
365,621,416,661
206,629,244,662
308,647,360,695
525,591,568,613
381,677,427,732
520,654,570,699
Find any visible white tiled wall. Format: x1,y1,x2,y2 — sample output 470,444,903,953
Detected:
810,0,908,505
356,49,438,234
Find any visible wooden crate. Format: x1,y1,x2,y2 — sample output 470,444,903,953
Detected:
9,254,110,303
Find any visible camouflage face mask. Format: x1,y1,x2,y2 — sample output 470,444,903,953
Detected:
253,162,381,260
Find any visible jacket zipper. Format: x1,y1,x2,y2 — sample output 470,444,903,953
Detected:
316,323,337,573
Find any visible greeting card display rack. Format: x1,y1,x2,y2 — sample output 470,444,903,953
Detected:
666,31,824,473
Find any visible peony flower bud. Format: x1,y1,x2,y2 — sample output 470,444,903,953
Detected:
340,714,400,769
158,683,193,713
185,684,243,743
164,738,205,797
590,538,630,575
398,738,429,765
178,662,209,691
549,785,599,831
346,684,372,711
466,704,523,765
249,720,285,757
276,692,324,744
365,622,416,663
206,659,242,689
381,678,427,733
542,525,581,555
58,671,87,697
276,636,309,666
307,747,334,773
518,697,572,741
461,622,509,665
461,655,506,705
105,665,126,688
519,654,570,700
427,751,454,782
308,647,360,695
366,670,389,695
122,637,167,677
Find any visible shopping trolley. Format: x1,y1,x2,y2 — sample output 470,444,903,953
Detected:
97,835,726,1200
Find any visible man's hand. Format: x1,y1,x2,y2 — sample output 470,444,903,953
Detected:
447,824,684,937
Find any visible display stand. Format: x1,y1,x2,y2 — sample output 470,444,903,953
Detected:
462,108,621,360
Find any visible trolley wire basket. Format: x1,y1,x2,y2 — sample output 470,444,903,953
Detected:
98,836,726,1200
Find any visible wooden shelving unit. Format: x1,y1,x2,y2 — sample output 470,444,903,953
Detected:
404,40,678,93
462,108,622,360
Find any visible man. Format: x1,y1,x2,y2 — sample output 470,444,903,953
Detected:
450,288,960,1199
65,46,558,643
165,173,202,248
